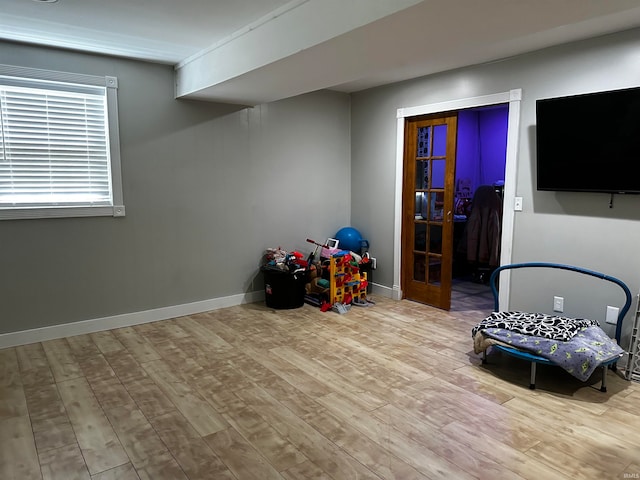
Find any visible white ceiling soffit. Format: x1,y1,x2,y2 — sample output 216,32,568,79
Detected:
0,0,296,64
175,0,424,103
177,0,640,105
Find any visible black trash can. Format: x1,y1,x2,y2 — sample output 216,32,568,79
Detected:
261,266,307,309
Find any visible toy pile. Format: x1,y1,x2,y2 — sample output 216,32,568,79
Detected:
261,247,310,310
302,238,375,314
262,230,375,313
263,247,307,273
325,250,375,313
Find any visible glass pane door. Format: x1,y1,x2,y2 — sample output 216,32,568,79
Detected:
402,114,457,309
413,125,447,286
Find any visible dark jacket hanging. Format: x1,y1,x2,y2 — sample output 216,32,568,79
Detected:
465,185,502,266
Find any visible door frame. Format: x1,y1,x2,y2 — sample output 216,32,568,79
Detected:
393,89,522,310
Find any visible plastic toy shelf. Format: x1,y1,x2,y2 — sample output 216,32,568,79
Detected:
329,251,368,306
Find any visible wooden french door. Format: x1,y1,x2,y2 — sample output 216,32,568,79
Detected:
401,113,458,309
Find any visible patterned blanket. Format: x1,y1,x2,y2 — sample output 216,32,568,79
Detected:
471,311,599,341
474,322,624,381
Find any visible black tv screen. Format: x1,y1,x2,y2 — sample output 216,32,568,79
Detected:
536,86,640,194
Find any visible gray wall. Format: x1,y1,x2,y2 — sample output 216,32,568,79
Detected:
351,29,640,343
4,29,640,343
0,42,351,334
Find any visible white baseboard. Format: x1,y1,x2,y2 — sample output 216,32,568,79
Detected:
0,290,265,349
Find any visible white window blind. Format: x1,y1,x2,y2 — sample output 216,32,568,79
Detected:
0,65,124,220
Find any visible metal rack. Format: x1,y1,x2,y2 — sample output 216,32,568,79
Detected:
626,292,640,382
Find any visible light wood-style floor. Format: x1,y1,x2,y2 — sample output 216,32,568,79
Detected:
1,293,639,480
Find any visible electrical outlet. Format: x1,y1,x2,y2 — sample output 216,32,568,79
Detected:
606,305,619,325
514,196,523,211
553,296,564,312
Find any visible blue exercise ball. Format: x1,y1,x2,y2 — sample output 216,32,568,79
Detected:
335,227,365,253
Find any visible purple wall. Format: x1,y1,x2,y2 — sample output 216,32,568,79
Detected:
455,105,508,199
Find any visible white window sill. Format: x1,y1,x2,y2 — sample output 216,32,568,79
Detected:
0,205,126,220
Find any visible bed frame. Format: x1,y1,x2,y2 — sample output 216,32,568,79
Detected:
482,262,632,391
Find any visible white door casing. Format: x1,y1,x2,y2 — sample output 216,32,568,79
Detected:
394,89,522,310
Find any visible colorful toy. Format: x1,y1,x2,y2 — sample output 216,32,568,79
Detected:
305,238,329,268
329,251,368,306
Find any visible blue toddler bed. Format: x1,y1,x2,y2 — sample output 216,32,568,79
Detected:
472,263,632,391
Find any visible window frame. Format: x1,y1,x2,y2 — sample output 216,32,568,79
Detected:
0,64,125,220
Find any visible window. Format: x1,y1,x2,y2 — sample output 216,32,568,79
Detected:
0,65,124,219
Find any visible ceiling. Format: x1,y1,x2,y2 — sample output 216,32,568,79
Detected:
3,0,640,105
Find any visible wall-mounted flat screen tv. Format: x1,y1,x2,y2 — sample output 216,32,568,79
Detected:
536,86,640,194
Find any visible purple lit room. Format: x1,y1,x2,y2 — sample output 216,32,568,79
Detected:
453,105,508,290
